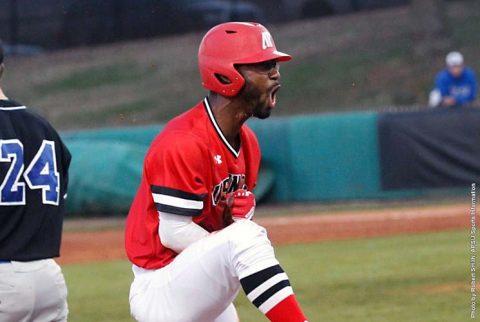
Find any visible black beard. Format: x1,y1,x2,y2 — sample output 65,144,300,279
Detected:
254,106,271,119
239,80,271,119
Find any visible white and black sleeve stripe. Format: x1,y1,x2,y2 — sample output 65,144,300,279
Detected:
240,265,294,314
151,186,206,216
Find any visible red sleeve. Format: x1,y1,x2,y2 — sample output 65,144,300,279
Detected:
145,132,209,216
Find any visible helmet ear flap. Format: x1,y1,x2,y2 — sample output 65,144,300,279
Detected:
202,62,245,97
215,73,232,85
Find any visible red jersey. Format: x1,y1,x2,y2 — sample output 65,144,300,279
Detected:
125,98,261,269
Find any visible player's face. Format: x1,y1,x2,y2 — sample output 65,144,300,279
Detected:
236,59,281,119
449,65,464,78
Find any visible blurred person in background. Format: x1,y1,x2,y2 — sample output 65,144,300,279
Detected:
429,51,477,107
0,40,71,321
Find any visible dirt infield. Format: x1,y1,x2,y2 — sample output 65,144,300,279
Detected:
58,203,471,265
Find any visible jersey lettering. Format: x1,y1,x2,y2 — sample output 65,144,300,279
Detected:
211,174,247,206
24,141,60,205
450,85,471,97
0,140,60,206
0,140,26,205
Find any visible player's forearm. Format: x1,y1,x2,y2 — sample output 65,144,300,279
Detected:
158,212,209,253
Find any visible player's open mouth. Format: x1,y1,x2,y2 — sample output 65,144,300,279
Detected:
268,84,281,108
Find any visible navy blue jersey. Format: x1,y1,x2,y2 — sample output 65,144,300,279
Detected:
0,99,71,261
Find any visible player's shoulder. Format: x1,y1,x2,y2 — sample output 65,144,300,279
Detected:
242,123,257,137
241,123,261,159
435,69,451,81
156,129,206,153
148,102,209,159
163,100,208,137
241,123,259,146
0,99,59,137
463,67,476,78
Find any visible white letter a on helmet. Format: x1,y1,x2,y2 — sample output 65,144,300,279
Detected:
262,31,273,50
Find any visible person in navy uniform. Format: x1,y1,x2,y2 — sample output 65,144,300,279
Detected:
431,51,477,107
0,40,71,322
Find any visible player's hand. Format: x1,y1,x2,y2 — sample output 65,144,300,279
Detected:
443,96,456,106
226,189,256,221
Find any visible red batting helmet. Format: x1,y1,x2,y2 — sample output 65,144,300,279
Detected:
198,22,292,97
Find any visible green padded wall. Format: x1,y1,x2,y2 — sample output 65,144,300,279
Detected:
63,111,429,214
65,140,146,214
249,112,384,201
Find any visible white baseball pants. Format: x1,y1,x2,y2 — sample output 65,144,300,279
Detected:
0,259,68,322
129,220,279,322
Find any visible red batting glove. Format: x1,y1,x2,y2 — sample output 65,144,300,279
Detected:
226,189,256,221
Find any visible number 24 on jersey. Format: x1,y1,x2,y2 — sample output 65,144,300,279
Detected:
0,139,60,206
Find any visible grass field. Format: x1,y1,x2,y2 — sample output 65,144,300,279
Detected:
63,229,470,322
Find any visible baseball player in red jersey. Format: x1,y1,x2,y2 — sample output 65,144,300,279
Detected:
125,22,309,322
